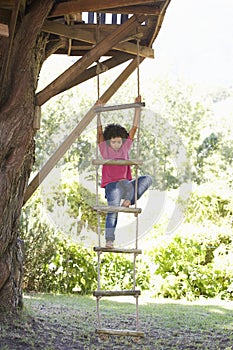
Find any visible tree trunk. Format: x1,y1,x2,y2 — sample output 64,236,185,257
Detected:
0,0,54,311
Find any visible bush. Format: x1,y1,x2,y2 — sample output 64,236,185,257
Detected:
184,183,233,224
20,196,97,294
148,224,233,300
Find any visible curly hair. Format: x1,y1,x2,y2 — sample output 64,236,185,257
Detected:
103,123,129,143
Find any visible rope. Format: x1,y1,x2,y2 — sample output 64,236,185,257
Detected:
136,38,140,97
134,38,141,250
96,13,100,100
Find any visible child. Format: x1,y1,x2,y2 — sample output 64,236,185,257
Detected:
97,96,152,248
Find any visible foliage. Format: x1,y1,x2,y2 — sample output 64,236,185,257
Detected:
99,254,150,291
20,195,97,294
184,183,233,224
148,224,233,300
45,179,105,236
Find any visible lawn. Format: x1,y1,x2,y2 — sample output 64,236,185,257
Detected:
0,293,233,349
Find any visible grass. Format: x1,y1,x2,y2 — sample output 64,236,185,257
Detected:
0,292,233,349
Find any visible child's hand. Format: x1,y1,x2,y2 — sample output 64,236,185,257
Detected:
135,95,141,103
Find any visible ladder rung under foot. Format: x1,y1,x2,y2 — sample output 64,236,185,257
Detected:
92,206,142,214
92,159,143,166
96,328,145,337
94,247,142,254
93,290,141,297
94,102,145,113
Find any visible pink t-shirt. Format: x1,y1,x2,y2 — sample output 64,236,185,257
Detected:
99,136,133,187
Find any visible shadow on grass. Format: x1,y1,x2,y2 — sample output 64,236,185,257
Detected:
0,293,233,350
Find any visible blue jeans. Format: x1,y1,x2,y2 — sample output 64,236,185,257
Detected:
104,175,152,241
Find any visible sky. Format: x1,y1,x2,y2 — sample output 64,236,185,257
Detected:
141,0,233,87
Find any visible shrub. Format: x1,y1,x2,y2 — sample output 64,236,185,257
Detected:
20,195,97,294
148,224,233,300
184,183,233,224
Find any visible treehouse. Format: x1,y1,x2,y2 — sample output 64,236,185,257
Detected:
1,1,171,106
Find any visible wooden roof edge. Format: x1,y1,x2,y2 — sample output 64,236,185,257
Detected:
149,0,171,46
49,0,165,18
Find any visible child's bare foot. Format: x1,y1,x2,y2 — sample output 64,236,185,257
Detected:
122,199,130,207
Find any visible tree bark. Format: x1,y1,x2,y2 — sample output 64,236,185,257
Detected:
0,0,54,311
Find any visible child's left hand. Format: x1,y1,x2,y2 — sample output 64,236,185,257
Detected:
135,95,141,103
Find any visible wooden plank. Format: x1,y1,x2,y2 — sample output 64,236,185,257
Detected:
24,57,142,204
42,20,154,58
49,0,160,17
94,102,145,112
0,22,9,36
94,247,142,254
92,206,142,214
92,159,143,166
93,290,141,297
36,14,147,106
101,5,160,15
96,328,144,337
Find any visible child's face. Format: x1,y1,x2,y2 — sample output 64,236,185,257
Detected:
109,137,123,151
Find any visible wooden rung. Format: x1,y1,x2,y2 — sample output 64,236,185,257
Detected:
92,159,143,166
92,206,141,214
96,328,145,337
94,247,142,254
93,290,141,297
94,102,145,113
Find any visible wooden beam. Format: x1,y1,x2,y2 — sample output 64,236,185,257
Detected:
49,0,159,17
45,38,66,59
58,54,132,91
0,22,9,36
36,14,147,106
24,57,143,204
42,20,154,58
101,5,160,15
